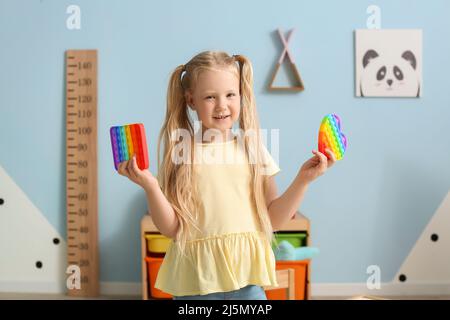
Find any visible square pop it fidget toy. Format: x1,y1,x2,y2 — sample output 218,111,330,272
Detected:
110,123,149,170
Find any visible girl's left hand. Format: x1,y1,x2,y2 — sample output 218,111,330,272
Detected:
298,148,336,184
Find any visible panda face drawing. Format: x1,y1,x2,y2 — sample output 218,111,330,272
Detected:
360,49,420,97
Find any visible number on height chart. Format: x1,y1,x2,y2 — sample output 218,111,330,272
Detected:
78,62,92,70
78,95,92,103
78,176,88,184
79,226,89,233
79,260,90,267
78,127,92,135
78,193,88,201
78,160,88,168
79,78,92,86
78,110,92,118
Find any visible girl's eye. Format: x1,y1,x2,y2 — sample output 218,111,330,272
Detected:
227,93,236,98
205,96,214,100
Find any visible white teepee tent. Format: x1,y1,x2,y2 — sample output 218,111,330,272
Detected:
395,191,450,284
0,165,67,293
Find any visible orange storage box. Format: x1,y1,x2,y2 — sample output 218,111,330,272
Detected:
145,256,172,299
265,260,309,300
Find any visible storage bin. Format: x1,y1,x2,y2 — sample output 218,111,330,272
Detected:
145,233,171,255
265,260,309,300
145,256,172,299
272,232,307,249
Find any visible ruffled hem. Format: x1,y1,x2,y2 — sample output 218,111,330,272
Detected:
154,231,279,297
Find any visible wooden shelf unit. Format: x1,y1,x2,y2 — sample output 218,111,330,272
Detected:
141,211,311,300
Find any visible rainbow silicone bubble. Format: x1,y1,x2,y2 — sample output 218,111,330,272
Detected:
110,123,149,170
318,114,347,160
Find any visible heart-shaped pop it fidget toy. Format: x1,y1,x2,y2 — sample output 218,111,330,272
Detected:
318,114,347,160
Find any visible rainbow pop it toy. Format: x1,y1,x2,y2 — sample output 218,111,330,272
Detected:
110,123,149,170
318,114,347,161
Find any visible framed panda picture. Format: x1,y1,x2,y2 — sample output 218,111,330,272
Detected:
355,29,422,97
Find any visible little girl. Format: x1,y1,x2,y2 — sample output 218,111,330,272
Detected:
117,51,336,300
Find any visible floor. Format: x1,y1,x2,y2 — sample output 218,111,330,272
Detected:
1,293,450,300
0,292,140,300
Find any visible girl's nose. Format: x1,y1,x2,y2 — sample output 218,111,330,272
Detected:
217,96,228,109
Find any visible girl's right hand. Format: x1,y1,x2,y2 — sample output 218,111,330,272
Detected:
117,155,157,190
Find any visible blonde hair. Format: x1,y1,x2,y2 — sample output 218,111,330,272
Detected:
157,51,275,255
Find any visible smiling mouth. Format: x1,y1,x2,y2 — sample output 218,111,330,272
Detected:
213,115,230,120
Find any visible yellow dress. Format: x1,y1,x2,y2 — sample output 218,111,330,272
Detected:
154,137,281,296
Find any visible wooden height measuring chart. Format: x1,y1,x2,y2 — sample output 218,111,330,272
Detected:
65,50,99,297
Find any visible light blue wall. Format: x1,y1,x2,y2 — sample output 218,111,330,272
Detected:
1,0,449,284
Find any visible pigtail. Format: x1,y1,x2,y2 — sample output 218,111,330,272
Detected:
233,54,275,246
157,64,201,254
157,64,185,190
233,54,260,162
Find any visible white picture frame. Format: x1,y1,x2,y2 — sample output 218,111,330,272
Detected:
355,29,423,97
